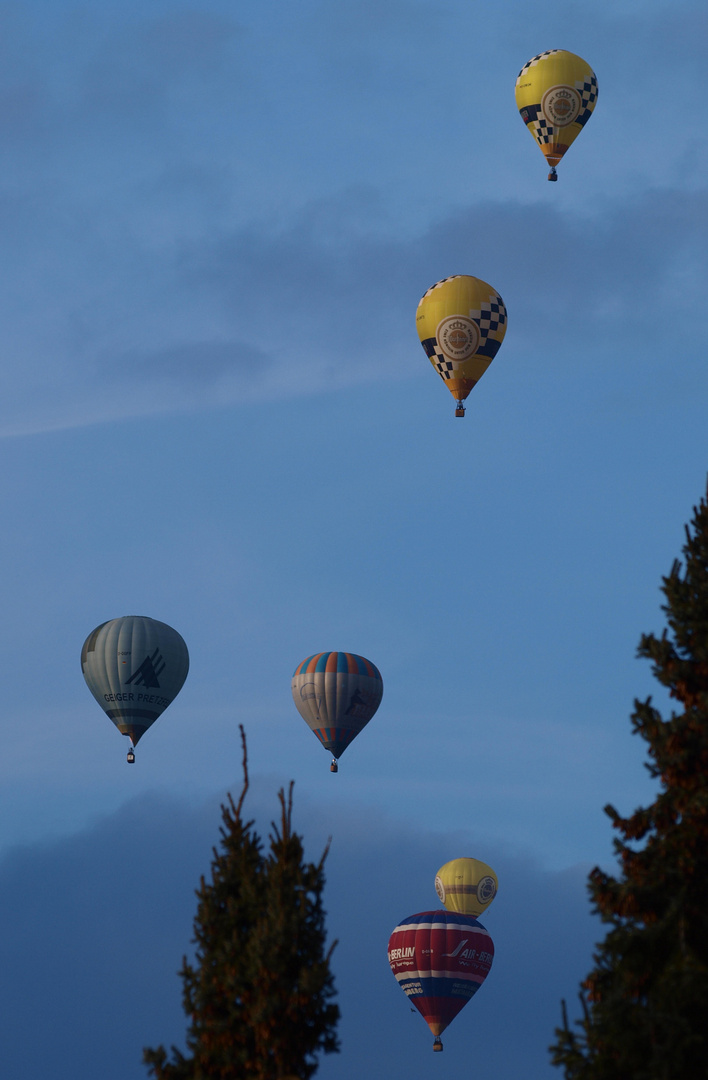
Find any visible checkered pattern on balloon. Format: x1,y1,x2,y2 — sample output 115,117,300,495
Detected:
421,293,507,382
517,51,598,151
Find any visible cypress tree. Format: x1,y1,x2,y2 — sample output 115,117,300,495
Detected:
144,728,340,1080
551,483,708,1078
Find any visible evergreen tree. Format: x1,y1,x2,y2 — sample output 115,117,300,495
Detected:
144,728,340,1080
551,483,708,1079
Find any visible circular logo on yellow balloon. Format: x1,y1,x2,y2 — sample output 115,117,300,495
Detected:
434,875,446,903
477,876,497,906
541,85,581,127
436,316,480,362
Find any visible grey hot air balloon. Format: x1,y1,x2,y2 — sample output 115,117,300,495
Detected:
81,616,189,763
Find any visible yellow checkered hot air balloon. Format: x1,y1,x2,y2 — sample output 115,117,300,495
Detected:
434,858,498,919
515,50,598,181
416,275,507,417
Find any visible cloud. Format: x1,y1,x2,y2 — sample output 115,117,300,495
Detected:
0,781,600,1080
0,0,704,437
119,338,270,387
0,178,704,440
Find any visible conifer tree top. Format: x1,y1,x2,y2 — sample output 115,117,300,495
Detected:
550,480,708,1080
144,726,340,1080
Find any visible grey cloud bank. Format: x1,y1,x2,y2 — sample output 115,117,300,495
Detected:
0,781,599,1080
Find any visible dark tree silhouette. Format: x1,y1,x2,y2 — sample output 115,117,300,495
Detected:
144,727,339,1080
551,483,708,1078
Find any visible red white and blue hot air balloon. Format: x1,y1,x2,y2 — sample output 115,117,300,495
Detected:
387,909,494,1051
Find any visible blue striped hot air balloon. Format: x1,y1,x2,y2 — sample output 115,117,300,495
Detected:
291,651,383,772
81,616,189,763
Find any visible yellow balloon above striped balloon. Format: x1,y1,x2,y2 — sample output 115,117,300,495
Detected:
434,858,498,918
416,275,507,417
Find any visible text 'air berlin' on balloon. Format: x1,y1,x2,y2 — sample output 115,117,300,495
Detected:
416,275,507,417
291,651,383,772
515,49,598,181
81,616,189,764
388,910,494,1052
435,857,498,919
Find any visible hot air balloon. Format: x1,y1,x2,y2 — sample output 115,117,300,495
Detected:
515,49,598,181
291,651,383,772
81,616,189,763
434,858,498,918
388,910,494,1051
416,275,507,417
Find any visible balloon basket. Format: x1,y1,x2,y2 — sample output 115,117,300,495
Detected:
127,749,135,764
330,759,338,773
433,1038,443,1052
455,405,465,418
548,167,558,181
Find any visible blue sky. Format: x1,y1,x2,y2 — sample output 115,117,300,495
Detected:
0,1,706,1077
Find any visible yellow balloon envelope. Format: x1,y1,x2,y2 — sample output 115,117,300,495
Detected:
434,858,498,918
416,275,507,417
515,50,598,180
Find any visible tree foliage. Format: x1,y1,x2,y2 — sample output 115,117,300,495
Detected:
144,727,340,1080
550,483,708,1078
